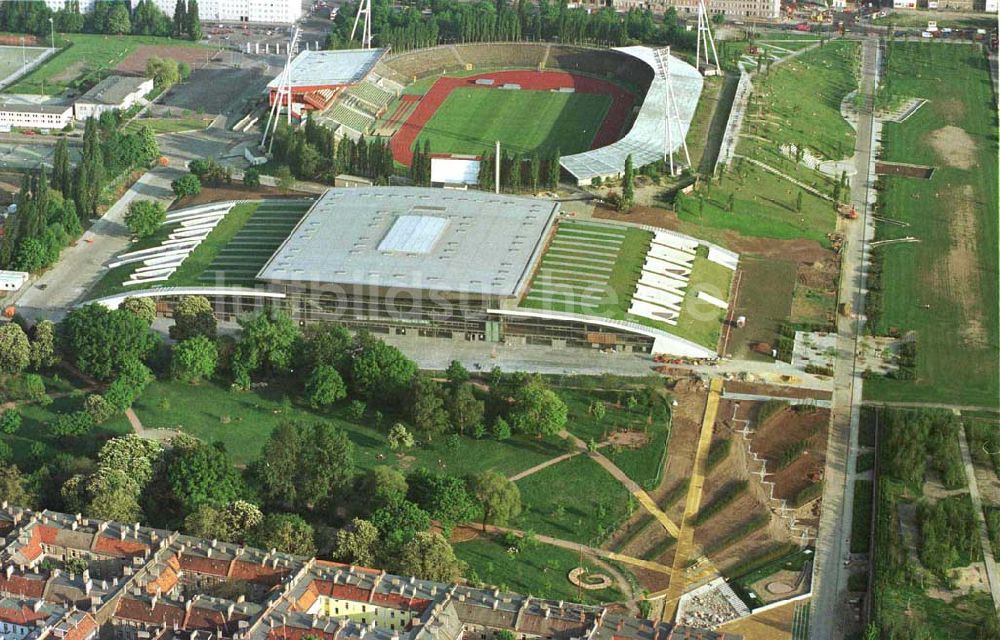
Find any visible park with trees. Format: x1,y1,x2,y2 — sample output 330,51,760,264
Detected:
0,298,670,600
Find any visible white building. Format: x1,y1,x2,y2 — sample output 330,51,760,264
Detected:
0,272,29,293
986,0,998,12
43,0,302,24
74,75,153,121
0,101,73,131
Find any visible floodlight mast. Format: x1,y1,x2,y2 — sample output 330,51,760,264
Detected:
351,0,373,49
655,47,692,176
261,28,301,153
696,1,721,74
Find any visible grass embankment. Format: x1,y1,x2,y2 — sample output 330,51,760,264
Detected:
864,43,998,407
124,117,212,134
417,87,611,157
5,33,209,95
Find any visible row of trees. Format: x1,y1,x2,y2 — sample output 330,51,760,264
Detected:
269,119,395,184
328,0,696,52
0,171,81,273
477,148,560,192
0,0,200,41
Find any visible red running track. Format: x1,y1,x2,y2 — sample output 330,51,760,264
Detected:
390,70,636,166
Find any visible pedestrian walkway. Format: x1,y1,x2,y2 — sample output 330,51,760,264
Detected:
958,426,1000,615
660,378,723,621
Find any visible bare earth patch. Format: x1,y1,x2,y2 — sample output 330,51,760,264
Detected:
926,125,976,169
928,184,986,348
607,430,650,449
51,60,87,83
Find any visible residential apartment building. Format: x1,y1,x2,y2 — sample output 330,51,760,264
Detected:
42,0,303,24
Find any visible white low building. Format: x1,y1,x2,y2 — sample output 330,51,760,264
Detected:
43,0,302,24
74,75,154,121
0,271,30,292
0,101,73,131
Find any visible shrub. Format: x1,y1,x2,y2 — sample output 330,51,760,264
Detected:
50,411,95,437
0,409,21,435
792,481,823,507
705,439,731,472
171,174,201,198
124,200,166,238
83,394,116,425
776,439,810,470
693,480,748,526
757,400,788,424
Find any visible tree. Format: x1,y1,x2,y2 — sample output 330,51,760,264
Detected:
166,441,246,515
171,336,218,383
396,531,465,582
63,468,142,523
409,375,449,439
0,322,31,373
170,295,216,340
58,305,158,381
507,375,567,436
97,435,162,488
359,466,408,510
106,2,131,34
387,423,415,450
231,309,299,387
243,167,261,188
172,0,186,38
0,466,32,508
120,297,156,325
184,500,263,543
0,410,21,435
124,200,166,238
84,393,116,424
52,136,72,195
491,416,512,441
75,117,104,218
371,498,431,551
621,153,635,210
468,470,522,530
445,360,469,387
350,339,417,403
407,469,476,532
146,55,179,88
333,518,381,567
251,421,355,512
171,174,201,198
249,513,316,556
305,365,347,409
299,324,352,373
29,319,58,371
447,384,484,435
185,0,202,41
795,190,803,212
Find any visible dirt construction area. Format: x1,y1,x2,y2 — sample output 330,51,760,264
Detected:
115,45,223,75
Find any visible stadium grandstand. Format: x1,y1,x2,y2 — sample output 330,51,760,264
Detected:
267,48,400,139
559,47,703,185
90,188,737,359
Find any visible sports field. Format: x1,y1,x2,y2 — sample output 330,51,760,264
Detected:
0,45,50,86
864,43,998,407
417,87,611,157
5,34,206,95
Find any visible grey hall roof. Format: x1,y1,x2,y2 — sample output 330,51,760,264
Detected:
257,187,559,297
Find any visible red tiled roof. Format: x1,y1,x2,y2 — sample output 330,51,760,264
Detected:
230,560,288,585
178,554,230,577
267,627,337,640
94,536,149,557
370,592,430,612
315,560,380,574
63,613,98,640
0,604,50,626
145,565,179,596
184,606,248,634
329,583,371,603
36,526,59,545
0,574,46,599
114,598,185,627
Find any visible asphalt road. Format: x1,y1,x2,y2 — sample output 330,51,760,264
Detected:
808,36,880,640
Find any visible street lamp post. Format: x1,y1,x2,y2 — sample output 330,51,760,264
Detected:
50,18,55,50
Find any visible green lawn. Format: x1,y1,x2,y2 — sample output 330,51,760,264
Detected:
514,455,634,546
4,33,211,95
128,378,569,475
863,43,998,407
741,40,859,160
678,162,838,247
556,386,671,490
850,479,873,553
876,10,998,30
670,253,733,350
416,87,611,157
454,536,624,604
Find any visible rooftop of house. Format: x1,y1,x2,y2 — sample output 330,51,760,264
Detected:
76,75,152,106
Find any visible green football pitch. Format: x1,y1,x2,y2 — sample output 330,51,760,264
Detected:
414,88,612,156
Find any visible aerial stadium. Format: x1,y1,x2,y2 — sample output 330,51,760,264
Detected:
265,42,703,185
89,188,738,359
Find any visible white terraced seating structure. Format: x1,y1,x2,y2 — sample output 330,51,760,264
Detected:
108,202,240,287
627,230,698,326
